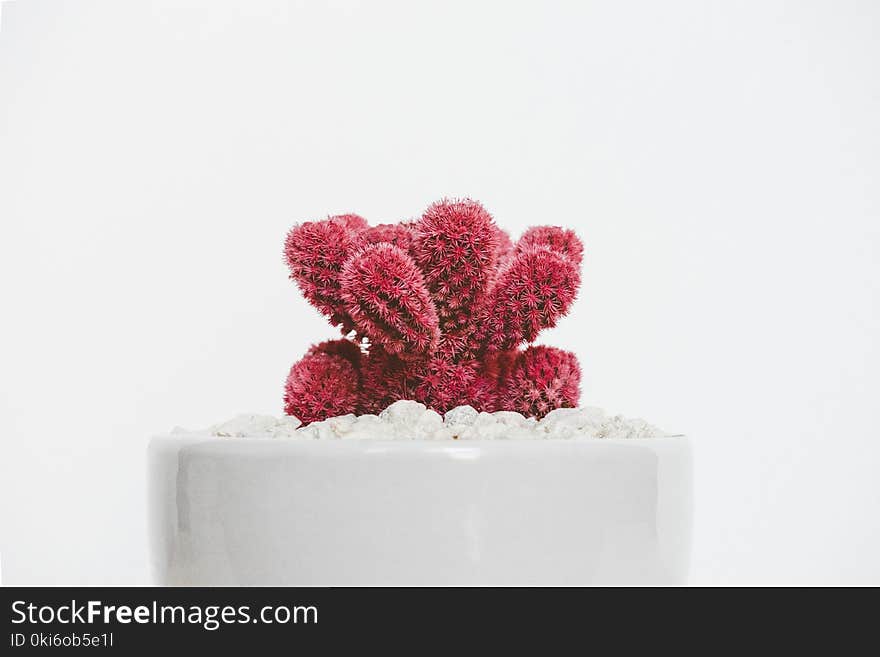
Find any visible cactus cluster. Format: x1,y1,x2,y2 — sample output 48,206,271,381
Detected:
283,199,583,424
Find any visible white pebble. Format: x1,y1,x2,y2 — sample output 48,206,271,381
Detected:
326,414,357,437
211,413,302,438
443,405,479,426
505,427,541,440
380,400,428,424
352,414,383,429
458,421,506,440
197,402,666,441
491,410,533,428
539,407,604,434
413,409,444,437
473,412,499,428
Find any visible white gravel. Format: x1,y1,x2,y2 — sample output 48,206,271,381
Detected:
179,400,668,440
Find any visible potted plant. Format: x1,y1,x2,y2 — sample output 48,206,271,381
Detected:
148,199,691,585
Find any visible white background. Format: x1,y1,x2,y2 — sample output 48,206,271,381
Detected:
1,0,878,585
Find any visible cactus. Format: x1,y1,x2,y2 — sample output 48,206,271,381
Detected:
283,340,362,423
340,243,440,358
501,345,581,418
516,225,584,264
357,346,417,414
283,215,366,331
412,357,481,413
283,198,583,421
470,245,580,355
412,199,498,358
364,222,415,251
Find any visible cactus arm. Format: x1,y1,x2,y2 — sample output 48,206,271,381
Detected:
516,225,583,264
340,243,440,359
473,245,581,354
364,221,416,252
412,199,498,358
283,215,367,331
283,339,362,424
501,346,581,418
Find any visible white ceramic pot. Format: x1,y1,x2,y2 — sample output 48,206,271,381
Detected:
148,435,692,586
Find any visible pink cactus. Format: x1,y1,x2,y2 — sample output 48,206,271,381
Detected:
340,243,440,358
364,222,415,251
501,346,581,418
333,213,369,232
283,340,361,423
412,199,498,358
308,337,362,367
283,199,584,423
466,350,519,412
516,225,584,264
493,225,515,265
412,357,480,414
357,346,417,415
472,244,581,354
284,215,365,331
